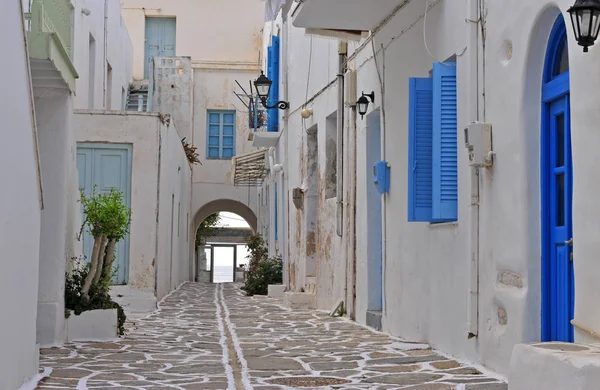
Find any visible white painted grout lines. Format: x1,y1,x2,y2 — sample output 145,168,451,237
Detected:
214,283,237,390
219,283,253,390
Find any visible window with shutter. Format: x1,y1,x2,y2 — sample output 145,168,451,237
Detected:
267,36,280,132
407,62,458,223
206,110,236,160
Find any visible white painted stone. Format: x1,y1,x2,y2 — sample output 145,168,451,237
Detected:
110,285,157,314
268,284,286,298
66,309,118,342
284,292,316,310
509,343,600,390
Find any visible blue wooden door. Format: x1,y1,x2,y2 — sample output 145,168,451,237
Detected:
144,18,177,79
541,17,574,342
77,144,132,285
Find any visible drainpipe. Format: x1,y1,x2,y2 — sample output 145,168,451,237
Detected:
337,42,347,237
281,1,292,290
466,0,481,339
103,0,108,108
268,147,284,258
378,47,388,318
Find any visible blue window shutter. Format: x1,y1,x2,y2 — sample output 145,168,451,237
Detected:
432,63,458,222
269,36,280,133
407,77,434,222
266,44,275,132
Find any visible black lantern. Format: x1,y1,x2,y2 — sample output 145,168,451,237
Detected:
568,0,600,52
253,71,289,110
357,91,375,119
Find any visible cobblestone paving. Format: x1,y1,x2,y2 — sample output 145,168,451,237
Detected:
36,283,507,389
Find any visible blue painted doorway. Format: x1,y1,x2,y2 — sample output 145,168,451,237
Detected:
77,143,132,285
541,16,574,342
145,17,176,79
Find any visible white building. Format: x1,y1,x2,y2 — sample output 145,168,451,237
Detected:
0,1,44,388
260,0,600,379
119,0,266,275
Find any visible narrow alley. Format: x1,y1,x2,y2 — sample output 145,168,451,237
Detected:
35,283,506,390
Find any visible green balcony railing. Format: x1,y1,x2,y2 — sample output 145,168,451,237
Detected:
25,0,78,92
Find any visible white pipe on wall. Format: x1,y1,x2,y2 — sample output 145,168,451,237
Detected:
336,42,346,237
466,0,481,338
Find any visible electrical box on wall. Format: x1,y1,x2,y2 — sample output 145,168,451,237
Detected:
464,122,494,167
345,69,357,107
373,161,390,194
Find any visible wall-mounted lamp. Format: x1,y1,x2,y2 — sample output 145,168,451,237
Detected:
568,0,600,52
253,71,290,110
357,91,375,119
301,108,313,119
81,8,91,16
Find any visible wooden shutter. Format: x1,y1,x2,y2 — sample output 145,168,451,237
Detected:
407,77,434,222
432,62,458,222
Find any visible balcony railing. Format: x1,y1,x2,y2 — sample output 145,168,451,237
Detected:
25,0,78,92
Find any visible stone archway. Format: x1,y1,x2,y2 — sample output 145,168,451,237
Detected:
189,199,258,283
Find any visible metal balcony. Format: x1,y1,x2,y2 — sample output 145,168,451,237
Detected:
25,0,78,92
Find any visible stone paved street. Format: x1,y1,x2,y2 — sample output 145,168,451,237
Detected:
35,283,507,389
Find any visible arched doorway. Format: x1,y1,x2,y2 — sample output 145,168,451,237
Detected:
541,15,574,342
191,200,258,284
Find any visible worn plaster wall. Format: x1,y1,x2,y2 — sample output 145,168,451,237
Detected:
121,0,264,81
34,90,79,348
190,68,259,218
0,1,42,388
275,0,600,376
75,111,160,294
150,57,193,141
72,0,133,110
74,111,192,302
156,117,192,299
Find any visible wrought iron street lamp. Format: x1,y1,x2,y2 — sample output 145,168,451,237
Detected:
356,91,375,119
254,71,289,110
568,0,600,52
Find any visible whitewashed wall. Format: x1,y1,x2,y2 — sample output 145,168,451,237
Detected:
156,119,192,299
73,111,192,302
277,0,600,376
72,0,133,110
121,0,264,81
0,2,42,388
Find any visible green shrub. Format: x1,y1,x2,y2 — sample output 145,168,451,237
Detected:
243,255,283,296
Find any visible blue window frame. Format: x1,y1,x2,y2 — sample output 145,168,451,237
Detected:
207,110,236,159
407,62,458,223
267,36,280,132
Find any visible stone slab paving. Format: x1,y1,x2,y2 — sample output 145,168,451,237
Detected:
35,282,507,389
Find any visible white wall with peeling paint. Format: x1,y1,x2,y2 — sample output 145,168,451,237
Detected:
266,0,600,377
121,0,264,81
74,111,192,303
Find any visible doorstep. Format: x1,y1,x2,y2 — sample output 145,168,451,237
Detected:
509,342,600,390
284,291,316,310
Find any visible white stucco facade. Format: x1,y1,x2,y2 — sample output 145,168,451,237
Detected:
0,2,43,388
262,0,600,377
120,0,264,257
74,111,192,304
72,0,133,110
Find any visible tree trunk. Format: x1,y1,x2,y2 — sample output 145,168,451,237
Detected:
102,238,117,282
82,235,107,299
93,236,109,285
